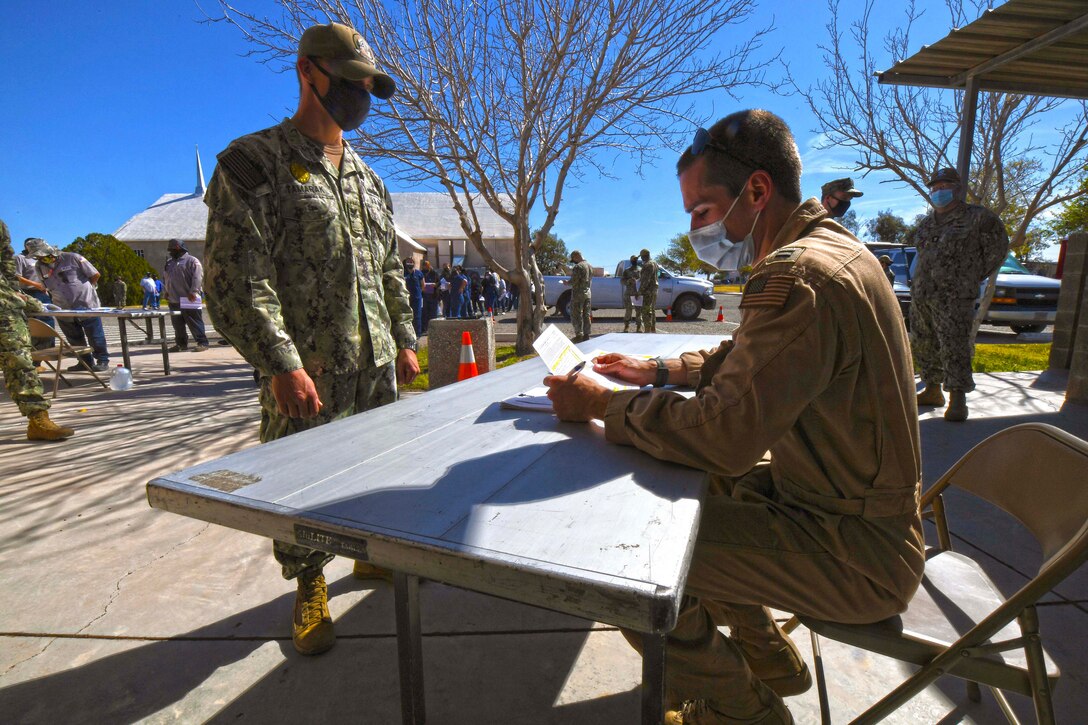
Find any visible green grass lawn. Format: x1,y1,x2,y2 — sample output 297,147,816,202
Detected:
400,345,538,392
972,343,1051,373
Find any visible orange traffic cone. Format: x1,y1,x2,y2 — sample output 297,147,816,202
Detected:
666,307,673,322
716,306,724,322
458,331,479,381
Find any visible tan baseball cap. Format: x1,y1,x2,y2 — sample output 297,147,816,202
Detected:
298,23,396,99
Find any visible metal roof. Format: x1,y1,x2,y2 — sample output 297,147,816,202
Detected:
878,0,1088,99
114,193,208,243
112,191,512,244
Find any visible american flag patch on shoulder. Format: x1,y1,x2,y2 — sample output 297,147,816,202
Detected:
740,275,795,309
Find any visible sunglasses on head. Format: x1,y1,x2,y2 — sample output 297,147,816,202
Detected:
689,127,758,170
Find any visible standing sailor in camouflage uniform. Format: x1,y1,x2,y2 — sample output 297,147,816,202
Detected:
910,167,1008,422
819,177,863,219
622,254,642,332
638,247,659,332
203,22,419,656
0,220,74,441
567,250,593,341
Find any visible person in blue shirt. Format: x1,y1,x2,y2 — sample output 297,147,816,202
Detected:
403,258,424,335
153,274,163,309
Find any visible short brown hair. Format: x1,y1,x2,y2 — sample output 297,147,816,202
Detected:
677,110,802,203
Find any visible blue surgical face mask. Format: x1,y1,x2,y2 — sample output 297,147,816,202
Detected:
929,188,955,208
688,187,760,271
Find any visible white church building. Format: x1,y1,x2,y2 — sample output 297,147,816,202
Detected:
113,149,517,274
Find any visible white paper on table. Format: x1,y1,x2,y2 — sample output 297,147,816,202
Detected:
531,323,587,375
179,294,203,309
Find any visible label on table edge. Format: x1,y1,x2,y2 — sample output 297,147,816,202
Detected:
294,524,370,559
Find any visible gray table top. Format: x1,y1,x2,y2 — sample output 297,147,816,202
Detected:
147,332,729,633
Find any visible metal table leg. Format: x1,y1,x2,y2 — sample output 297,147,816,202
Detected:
118,317,132,371
643,632,666,725
159,315,171,375
394,572,425,725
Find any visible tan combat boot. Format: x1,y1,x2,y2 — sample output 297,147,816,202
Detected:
945,390,968,422
736,632,812,697
352,560,393,582
916,385,945,407
293,570,335,655
26,411,75,441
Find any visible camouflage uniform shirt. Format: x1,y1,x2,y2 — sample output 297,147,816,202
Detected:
570,260,593,297
621,263,639,297
911,203,1009,299
203,119,416,378
639,258,659,293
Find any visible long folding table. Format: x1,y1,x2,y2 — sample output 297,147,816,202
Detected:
31,308,178,374
147,332,727,724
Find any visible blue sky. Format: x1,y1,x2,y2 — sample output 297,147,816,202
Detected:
0,1,1071,262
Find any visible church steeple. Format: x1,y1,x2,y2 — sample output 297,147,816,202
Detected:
195,145,207,196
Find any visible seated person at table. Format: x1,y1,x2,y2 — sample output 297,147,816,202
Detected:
27,238,111,373
545,110,923,725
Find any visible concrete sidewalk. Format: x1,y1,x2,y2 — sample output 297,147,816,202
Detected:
1,344,1086,723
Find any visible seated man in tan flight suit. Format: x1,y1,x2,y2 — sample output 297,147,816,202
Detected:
545,110,924,725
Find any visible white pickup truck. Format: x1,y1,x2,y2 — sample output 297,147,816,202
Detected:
543,259,717,320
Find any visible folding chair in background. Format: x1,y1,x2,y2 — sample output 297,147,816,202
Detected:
27,318,109,397
799,422,1088,724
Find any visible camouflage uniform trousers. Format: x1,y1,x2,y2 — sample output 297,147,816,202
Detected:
910,291,976,392
263,363,398,580
623,295,642,331
0,309,50,417
640,289,657,332
571,291,591,338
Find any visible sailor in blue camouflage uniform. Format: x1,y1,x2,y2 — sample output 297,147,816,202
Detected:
909,167,1009,422
203,22,419,656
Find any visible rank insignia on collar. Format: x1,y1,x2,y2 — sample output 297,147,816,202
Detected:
290,162,311,184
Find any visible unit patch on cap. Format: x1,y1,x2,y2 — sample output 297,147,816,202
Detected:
290,162,311,184
740,274,796,309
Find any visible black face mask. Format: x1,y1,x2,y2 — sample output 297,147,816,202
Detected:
169,249,185,259
309,58,372,131
829,199,851,218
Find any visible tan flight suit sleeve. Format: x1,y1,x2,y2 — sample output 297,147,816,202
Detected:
604,272,838,477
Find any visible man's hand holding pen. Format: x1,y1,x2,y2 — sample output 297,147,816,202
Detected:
544,358,612,422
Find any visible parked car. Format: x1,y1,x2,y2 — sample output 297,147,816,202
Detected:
865,243,1060,335
864,243,914,323
543,259,716,320
983,254,1060,334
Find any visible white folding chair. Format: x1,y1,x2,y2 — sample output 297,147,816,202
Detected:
800,422,1088,724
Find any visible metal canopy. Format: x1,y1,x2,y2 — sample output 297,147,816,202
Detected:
878,0,1088,100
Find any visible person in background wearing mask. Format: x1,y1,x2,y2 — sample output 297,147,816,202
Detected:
621,254,642,333
819,177,863,219
878,254,895,286
28,238,111,372
163,238,209,352
14,239,54,345
0,221,75,440
638,247,659,332
420,258,439,332
564,250,593,341
203,22,418,657
544,110,923,725
403,257,424,335
909,167,1008,422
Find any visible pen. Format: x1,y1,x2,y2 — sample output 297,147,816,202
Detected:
567,361,587,381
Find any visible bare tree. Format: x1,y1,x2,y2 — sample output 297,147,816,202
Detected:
794,0,1088,255
214,0,772,353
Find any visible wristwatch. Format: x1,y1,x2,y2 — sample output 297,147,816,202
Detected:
653,357,668,387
